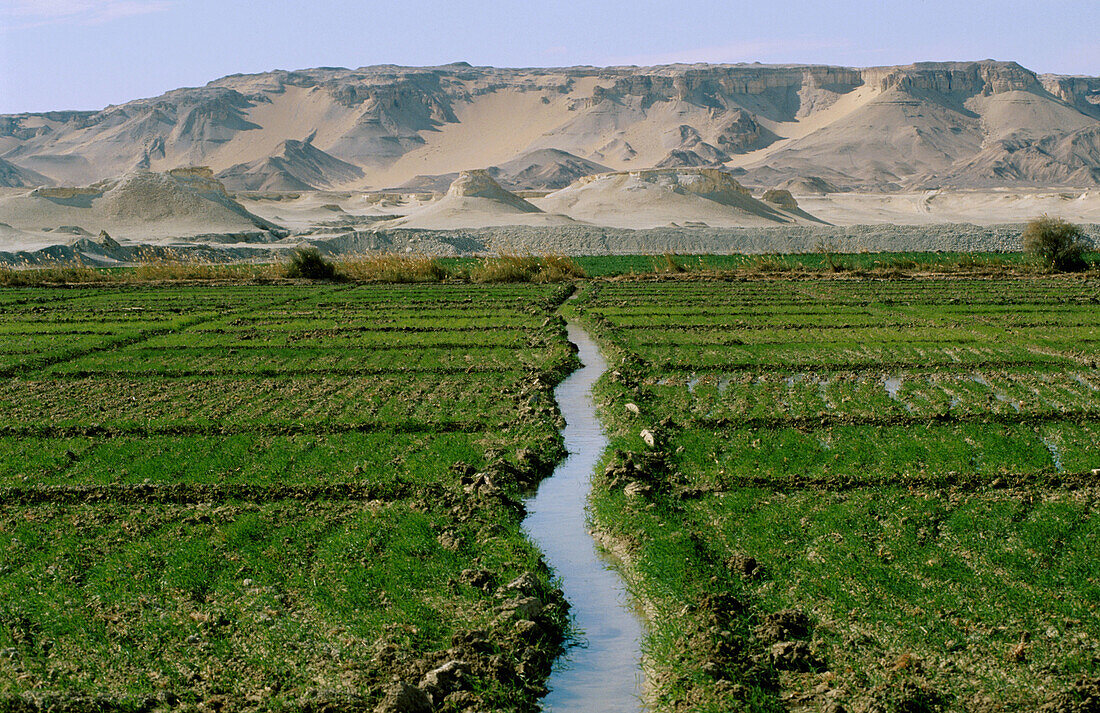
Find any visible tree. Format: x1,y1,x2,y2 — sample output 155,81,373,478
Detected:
1022,216,1089,272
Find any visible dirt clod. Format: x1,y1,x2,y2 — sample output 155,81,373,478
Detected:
375,681,431,713
758,609,811,642
727,554,759,578
418,660,472,706
1040,677,1100,713
768,640,821,671
458,568,494,591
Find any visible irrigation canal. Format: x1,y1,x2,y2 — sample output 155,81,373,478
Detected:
523,322,645,711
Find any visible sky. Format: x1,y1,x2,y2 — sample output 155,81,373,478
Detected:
0,0,1097,114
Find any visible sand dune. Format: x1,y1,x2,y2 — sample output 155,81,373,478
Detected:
218,138,364,191
0,169,281,241
535,168,818,229
776,176,842,195
0,158,51,188
237,190,426,231
396,149,612,193
795,188,1100,226
385,170,577,229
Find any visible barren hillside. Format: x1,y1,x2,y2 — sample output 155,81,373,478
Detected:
2,61,1096,192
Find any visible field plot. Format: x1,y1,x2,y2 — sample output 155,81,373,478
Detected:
576,278,1100,712
0,283,578,712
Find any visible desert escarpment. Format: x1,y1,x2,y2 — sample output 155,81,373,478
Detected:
1,60,1097,192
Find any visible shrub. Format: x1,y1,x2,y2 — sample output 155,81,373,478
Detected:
1022,216,1089,272
285,247,337,280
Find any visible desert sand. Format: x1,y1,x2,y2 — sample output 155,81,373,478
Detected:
0,60,1097,263
383,170,578,229
533,168,818,229
0,168,279,243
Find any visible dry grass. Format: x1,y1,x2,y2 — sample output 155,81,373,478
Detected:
1,250,1076,288
654,253,687,274
469,254,586,283
0,265,111,286
130,261,284,282
0,259,282,286
0,252,587,286
335,254,450,283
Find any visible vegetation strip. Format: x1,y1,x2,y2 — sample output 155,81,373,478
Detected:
678,471,1100,492
651,357,1071,372
0,421,491,439
0,482,420,505
685,408,1100,430
44,365,519,378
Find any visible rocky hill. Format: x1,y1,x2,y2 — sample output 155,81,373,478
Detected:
1,61,1098,192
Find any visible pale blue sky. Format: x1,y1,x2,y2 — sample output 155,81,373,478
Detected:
1,0,1097,114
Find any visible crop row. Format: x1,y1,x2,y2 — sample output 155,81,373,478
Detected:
135,329,544,350
0,430,551,490
634,342,1068,371
40,342,569,377
664,418,1100,489
641,368,1100,423
590,279,1098,304
591,302,1100,326
0,373,551,429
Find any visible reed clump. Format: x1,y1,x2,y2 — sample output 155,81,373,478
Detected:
335,254,451,282
469,254,586,283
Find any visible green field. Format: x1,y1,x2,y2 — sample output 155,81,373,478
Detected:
573,278,1100,713
0,283,577,712
3,270,1100,713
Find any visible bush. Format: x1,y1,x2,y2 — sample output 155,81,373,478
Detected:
285,247,337,280
1022,216,1089,272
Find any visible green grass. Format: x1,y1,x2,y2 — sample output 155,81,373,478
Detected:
578,277,1100,712
688,488,1099,708
0,282,577,711
569,252,1053,276
0,432,504,488
0,500,551,704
